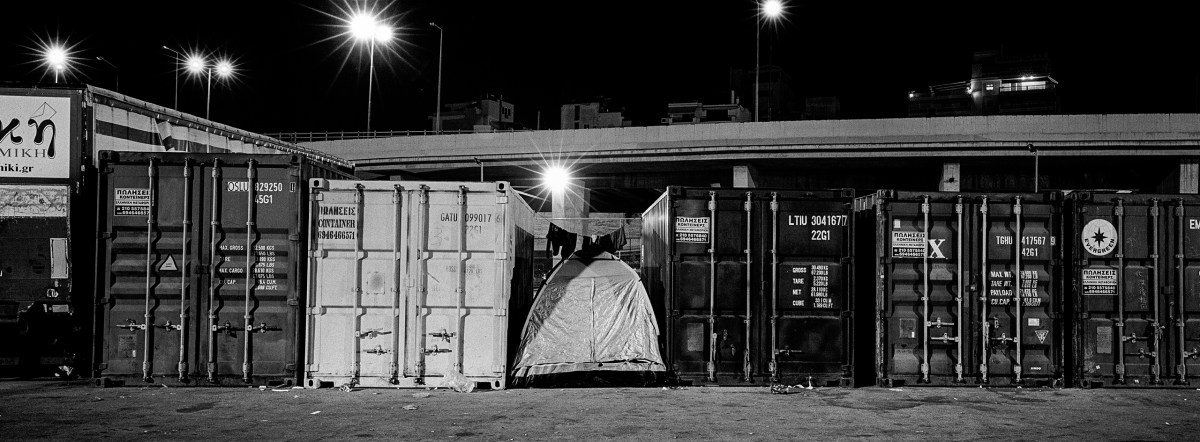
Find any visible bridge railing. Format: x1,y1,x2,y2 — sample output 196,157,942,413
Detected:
266,129,533,143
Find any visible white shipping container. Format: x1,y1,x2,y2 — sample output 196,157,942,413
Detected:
304,180,536,389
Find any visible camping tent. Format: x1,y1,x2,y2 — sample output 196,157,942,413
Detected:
512,251,665,387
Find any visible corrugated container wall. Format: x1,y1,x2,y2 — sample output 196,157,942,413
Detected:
856,190,1065,387
303,180,535,389
1068,192,1200,387
641,187,856,386
94,151,348,385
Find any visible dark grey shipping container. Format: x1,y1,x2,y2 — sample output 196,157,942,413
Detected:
1069,192,1200,387
856,190,1064,387
641,187,856,386
94,151,350,385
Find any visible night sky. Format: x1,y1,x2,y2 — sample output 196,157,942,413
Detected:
2,1,1197,135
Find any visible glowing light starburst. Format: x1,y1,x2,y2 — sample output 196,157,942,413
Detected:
506,132,599,213
304,1,416,86
26,34,84,83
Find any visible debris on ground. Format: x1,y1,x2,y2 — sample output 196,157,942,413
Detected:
440,370,475,393
310,411,321,415
413,392,431,398
403,404,418,410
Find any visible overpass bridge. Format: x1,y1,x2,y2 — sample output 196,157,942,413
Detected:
300,114,1200,214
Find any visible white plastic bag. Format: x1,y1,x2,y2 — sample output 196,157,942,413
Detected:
441,370,475,393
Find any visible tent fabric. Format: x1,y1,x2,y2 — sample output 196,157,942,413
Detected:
512,252,664,382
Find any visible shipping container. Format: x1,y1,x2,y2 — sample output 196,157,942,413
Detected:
0,85,350,379
641,187,856,387
856,190,1064,387
1068,192,1200,387
93,151,349,385
303,180,535,389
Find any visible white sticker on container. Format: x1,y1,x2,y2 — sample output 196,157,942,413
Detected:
891,231,926,258
675,216,710,244
114,188,151,217
0,185,69,218
1028,317,1040,327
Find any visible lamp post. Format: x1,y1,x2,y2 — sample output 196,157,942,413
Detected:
186,55,234,120
96,56,119,92
431,22,444,134
162,46,183,109
349,12,393,133
43,45,68,83
1028,143,1039,192
755,0,784,122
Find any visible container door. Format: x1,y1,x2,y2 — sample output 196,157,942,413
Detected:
1169,200,1200,385
980,196,1056,385
669,190,757,383
766,194,852,386
1077,197,1162,386
306,184,406,387
410,185,509,387
201,161,299,384
100,160,202,382
881,196,967,385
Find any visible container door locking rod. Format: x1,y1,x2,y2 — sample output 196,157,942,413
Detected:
743,192,753,383
350,183,365,386
1115,199,1127,384
454,185,469,375
920,196,931,384
178,161,191,381
242,160,259,384
706,191,717,383
207,160,222,383
142,159,159,383
769,193,779,383
1151,199,1163,384
980,196,990,384
1014,196,1024,385
955,196,965,383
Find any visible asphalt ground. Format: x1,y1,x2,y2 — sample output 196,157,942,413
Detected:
1,380,1198,440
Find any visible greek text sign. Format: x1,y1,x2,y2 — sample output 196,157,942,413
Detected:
0,95,71,179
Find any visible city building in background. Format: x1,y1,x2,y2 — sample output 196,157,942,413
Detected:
431,95,517,132
560,99,631,129
732,65,802,122
662,92,752,125
803,96,842,120
908,49,1060,117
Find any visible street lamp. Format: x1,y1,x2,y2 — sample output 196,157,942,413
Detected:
162,46,184,109
755,0,784,122
43,45,68,83
96,56,119,92
185,54,235,120
431,22,444,134
543,166,570,194
349,11,393,133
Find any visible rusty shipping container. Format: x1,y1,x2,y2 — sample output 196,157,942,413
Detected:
1069,192,1200,387
856,190,1064,387
94,151,350,385
303,180,535,389
641,187,857,386
1,85,351,379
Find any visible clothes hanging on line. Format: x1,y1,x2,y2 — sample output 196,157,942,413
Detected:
546,223,577,260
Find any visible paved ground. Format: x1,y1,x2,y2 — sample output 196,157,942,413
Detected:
1,380,1198,440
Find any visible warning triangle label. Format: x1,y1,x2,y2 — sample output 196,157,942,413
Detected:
159,255,178,272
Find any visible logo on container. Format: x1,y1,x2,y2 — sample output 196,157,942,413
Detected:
1081,219,1117,256
0,102,59,174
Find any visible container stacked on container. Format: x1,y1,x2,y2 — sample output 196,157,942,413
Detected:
1067,192,1200,387
641,187,857,387
303,180,535,389
93,151,350,386
855,190,1064,387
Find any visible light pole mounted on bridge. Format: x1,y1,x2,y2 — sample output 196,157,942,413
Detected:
1029,143,1039,193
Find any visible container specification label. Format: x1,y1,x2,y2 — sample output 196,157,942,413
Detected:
675,216,710,243
986,270,1041,306
0,185,68,218
216,241,289,292
779,263,840,309
316,204,357,241
891,231,926,258
114,188,151,217
0,95,72,179
225,180,288,205
995,234,1053,259
1082,268,1118,296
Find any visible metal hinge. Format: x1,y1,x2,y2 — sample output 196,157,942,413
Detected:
100,231,113,239
312,193,324,201
287,299,299,306
289,233,300,241
496,195,508,204
285,363,296,371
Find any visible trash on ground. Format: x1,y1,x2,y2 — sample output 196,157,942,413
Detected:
413,392,431,398
403,404,418,410
440,370,475,393
310,411,321,415
272,388,290,392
